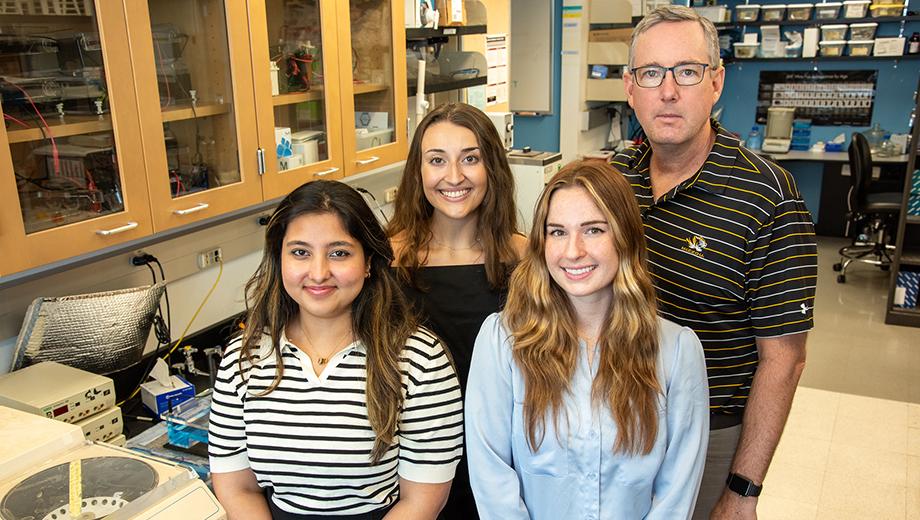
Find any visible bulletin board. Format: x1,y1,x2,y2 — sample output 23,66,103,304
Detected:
756,70,877,126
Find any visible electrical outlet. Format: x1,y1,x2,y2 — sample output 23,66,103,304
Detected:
384,187,398,203
197,248,223,269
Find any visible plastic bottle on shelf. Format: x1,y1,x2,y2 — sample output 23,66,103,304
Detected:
909,32,920,55
747,125,763,151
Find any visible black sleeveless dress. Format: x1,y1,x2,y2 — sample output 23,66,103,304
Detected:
398,264,510,520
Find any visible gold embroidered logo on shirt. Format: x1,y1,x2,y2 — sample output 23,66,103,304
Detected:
682,235,708,258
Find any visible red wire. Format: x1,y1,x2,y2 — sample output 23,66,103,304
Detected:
3,80,59,174
4,113,30,129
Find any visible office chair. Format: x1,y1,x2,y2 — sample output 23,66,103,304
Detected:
833,132,901,283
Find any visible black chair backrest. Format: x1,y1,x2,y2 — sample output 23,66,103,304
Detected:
847,132,873,212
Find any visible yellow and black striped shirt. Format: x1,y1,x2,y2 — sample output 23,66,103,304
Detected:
611,121,817,418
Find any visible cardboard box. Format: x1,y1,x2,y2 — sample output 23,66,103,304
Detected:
874,37,905,56
588,28,633,43
436,0,465,25
141,375,195,417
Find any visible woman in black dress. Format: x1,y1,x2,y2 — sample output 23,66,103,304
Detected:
388,103,526,519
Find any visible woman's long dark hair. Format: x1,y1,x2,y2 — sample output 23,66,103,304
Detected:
388,102,520,288
240,180,417,463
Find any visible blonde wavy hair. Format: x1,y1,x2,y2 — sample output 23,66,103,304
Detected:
504,159,661,455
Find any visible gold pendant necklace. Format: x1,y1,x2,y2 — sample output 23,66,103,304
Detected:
299,320,352,367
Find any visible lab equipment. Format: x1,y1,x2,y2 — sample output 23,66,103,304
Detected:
0,361,115,424
763,107,796,153
507,148,562,231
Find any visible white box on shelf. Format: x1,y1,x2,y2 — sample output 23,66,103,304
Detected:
274,126,292,158
803,27,820,57
874,37,905,56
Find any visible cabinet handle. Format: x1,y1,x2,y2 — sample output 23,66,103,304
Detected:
173,203,210,216
96,221,139,236
314,167,339,177
355,156,380,166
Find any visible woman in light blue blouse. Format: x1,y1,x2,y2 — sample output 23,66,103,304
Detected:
465,160,709,519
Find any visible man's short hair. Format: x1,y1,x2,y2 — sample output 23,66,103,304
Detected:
629,5,721,69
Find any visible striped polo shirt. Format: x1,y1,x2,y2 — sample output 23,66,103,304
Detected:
208,328,463,515
611,120,817,417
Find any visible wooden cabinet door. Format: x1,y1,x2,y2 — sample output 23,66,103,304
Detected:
125,0,263,231
250,0,346,200
0,1,153,276
336,0,408,177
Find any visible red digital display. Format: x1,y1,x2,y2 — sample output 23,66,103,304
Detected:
52,404,69,416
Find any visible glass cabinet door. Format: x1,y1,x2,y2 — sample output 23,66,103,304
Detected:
338,0,407,176
250,0,344,199
126,0,261,231
0,1,152,273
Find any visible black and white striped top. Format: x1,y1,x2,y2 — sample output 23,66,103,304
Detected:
208,328,464,516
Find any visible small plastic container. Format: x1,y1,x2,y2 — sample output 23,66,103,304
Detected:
761,4,786,20
733,42,760,58
843,0,871,17
849,22,878,39
819,40,847,55
847,39,875,55
787,3,814,20
821,23,849,40
736,4,761,21
869,2,903,16
814,1,843,18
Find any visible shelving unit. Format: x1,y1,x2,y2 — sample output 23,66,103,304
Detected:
411,75,487,94
725,54,920,64
885,77,920,327
406,24,487,40
715,14,920,29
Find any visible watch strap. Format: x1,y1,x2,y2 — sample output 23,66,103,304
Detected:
726,472,762,497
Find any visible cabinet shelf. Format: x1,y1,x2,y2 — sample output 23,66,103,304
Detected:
161,103,232,123
899,249,920,267
410,75,487,94
725,54,920,64
885,306,920,326
716,14,920,29
406,25,487,40
270,83,387,107
6,116,113,144
907,215,920,224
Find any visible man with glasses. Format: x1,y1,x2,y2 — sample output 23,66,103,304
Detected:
610,6,817,519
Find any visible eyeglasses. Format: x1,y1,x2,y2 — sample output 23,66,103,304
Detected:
629,63,711,88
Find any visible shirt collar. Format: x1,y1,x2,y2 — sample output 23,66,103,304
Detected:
279,328,367,356
626,119,746,197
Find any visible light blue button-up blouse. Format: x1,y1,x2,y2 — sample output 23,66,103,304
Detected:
465,313,709,520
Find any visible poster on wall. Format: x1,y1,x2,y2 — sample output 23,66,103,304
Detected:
756,70,877,126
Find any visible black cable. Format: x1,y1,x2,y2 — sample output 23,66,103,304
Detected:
355,187,389,224
152,258,172,344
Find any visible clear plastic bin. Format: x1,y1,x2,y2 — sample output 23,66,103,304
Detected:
849,22,877,39
819,40,847,55
736,4,761,21
821,23,849,40
847,39,874,55
869,2,903,16
843,0,870,17
733,42,760,58
814,1,842,18
761,4,786,20
787,3,814,19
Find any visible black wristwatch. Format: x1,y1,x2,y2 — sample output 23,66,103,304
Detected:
726,473,762,497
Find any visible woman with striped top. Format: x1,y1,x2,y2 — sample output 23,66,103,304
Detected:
209,180,464,520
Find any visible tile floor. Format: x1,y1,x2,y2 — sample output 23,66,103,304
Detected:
756,236,920,519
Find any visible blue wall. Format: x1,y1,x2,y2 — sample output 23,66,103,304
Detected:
513,0,563,152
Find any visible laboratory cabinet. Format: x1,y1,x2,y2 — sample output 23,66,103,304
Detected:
0,0,408,276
